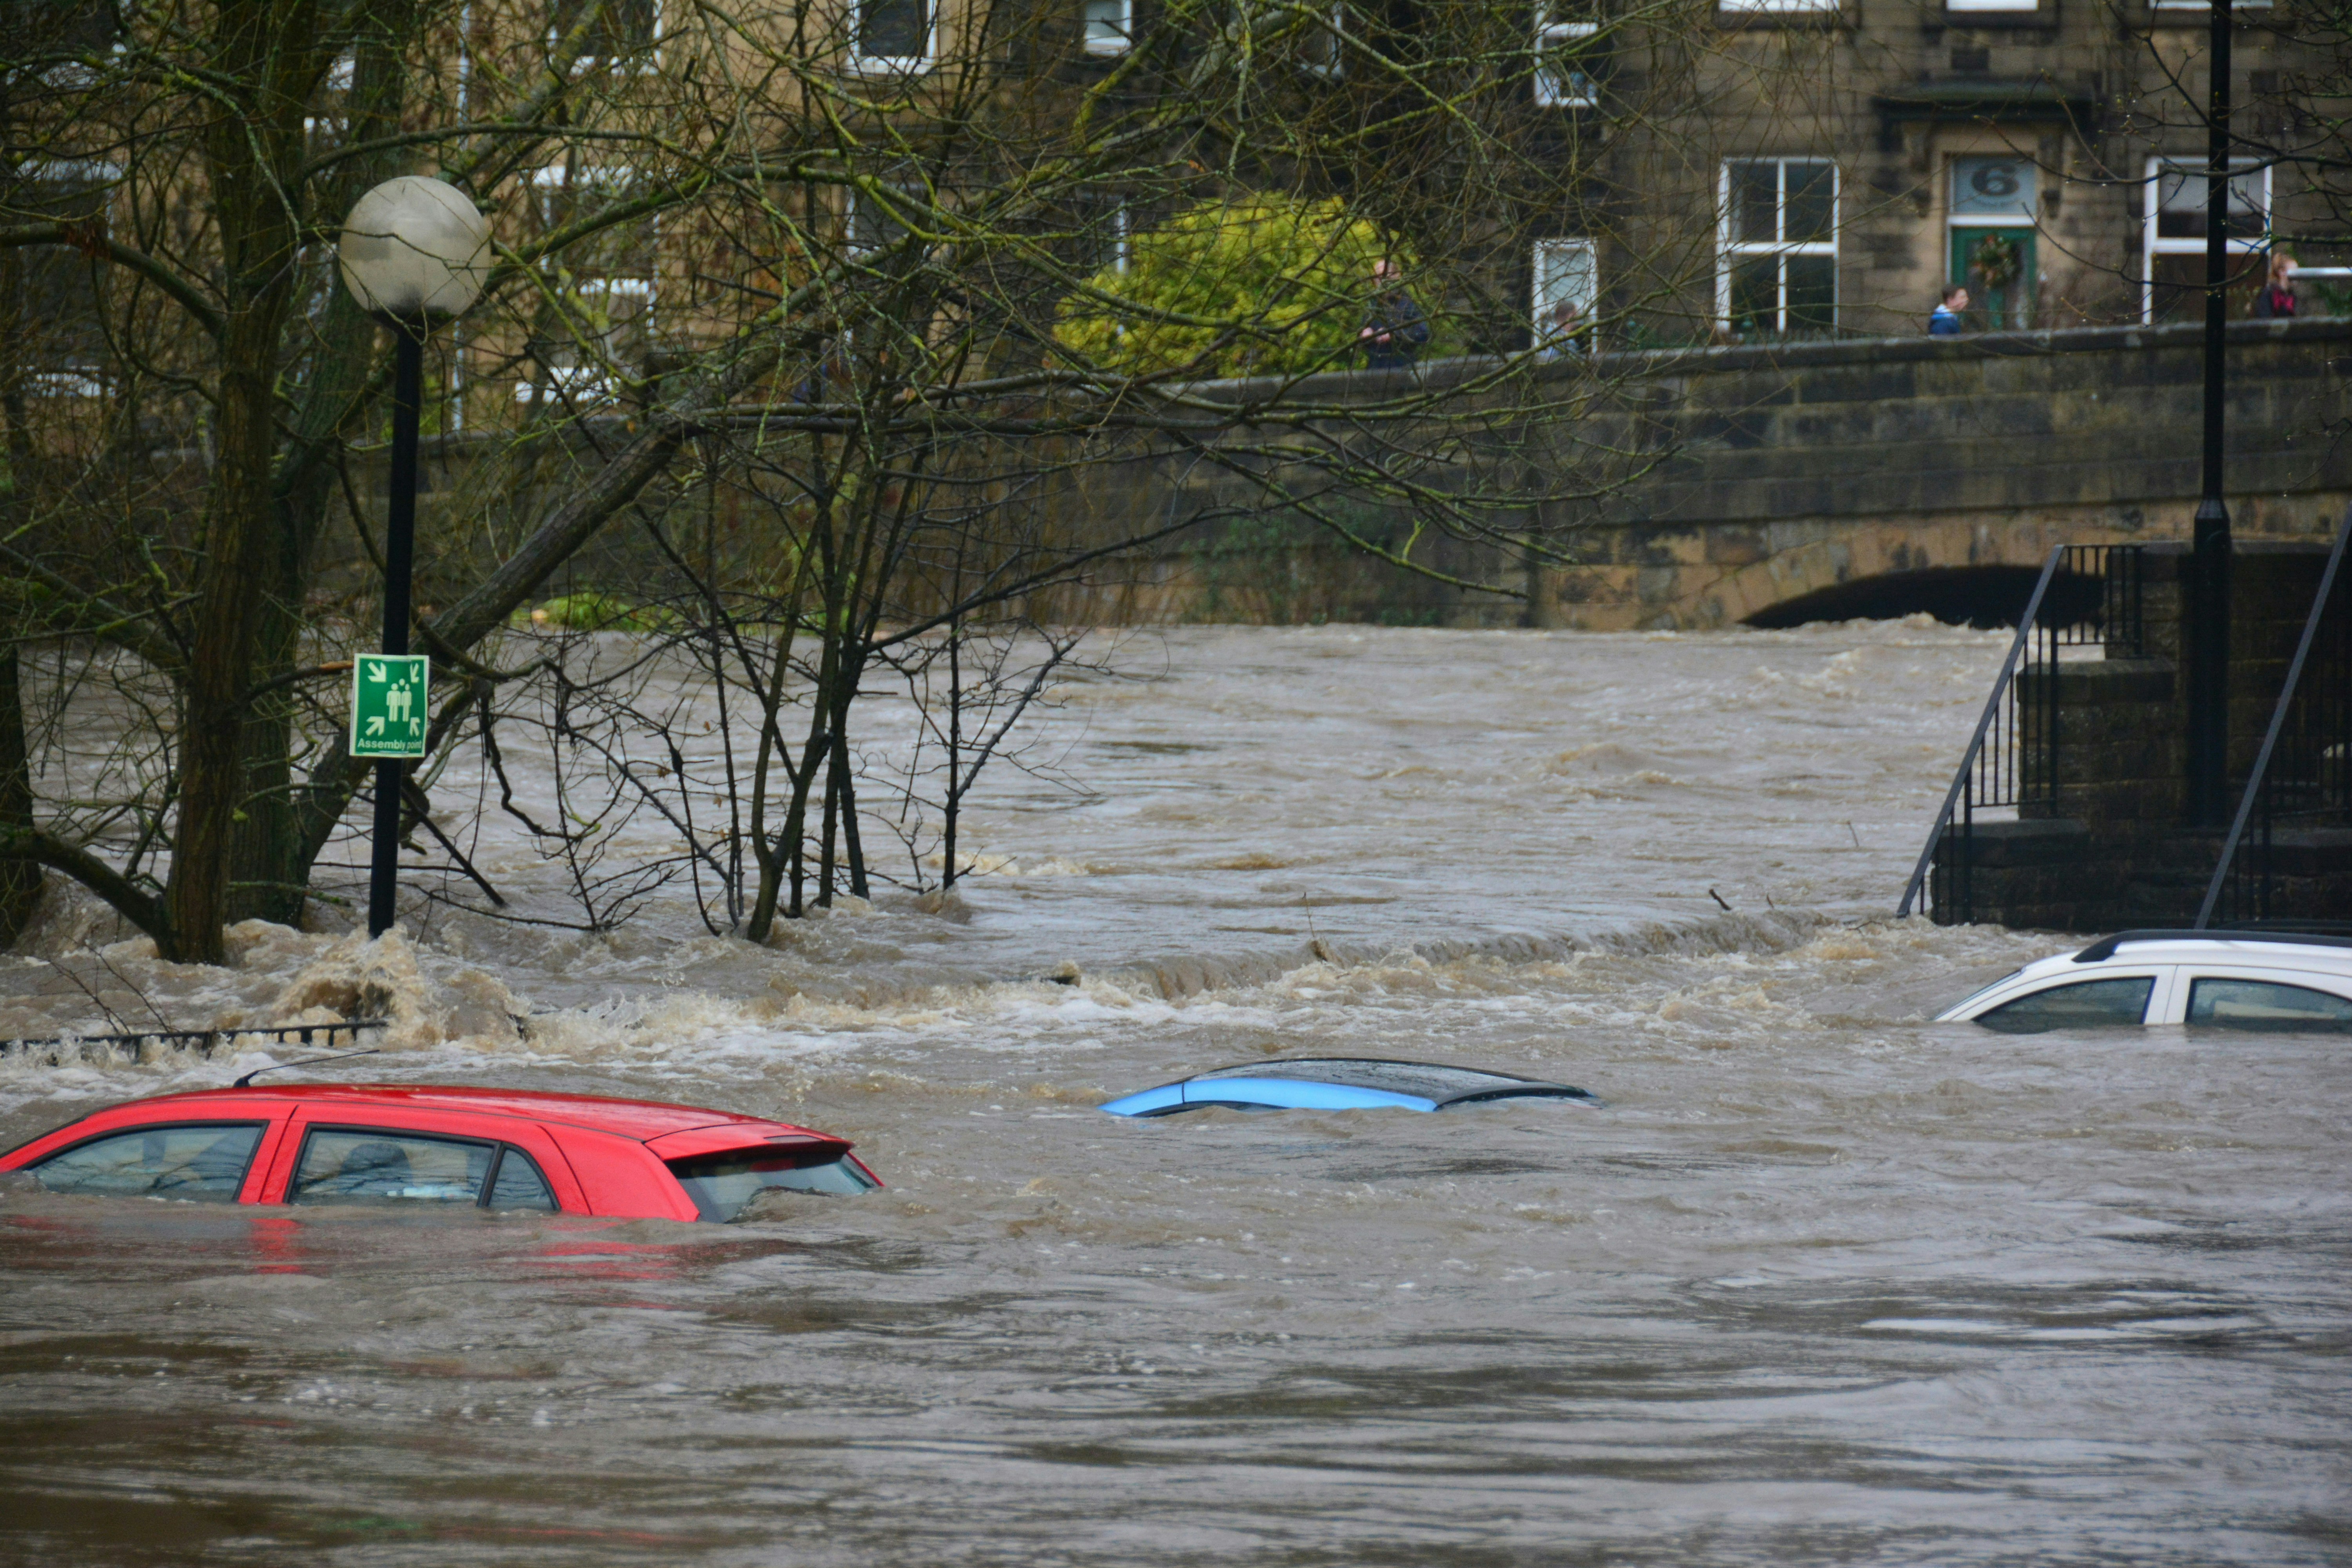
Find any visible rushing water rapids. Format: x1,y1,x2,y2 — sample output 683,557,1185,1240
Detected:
2,621,2347,1565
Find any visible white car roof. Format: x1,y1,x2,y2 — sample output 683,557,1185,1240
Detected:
2019,930,2352,979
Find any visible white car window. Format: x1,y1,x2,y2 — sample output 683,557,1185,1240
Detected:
1975,976,2156,1034
2185,976,2352,1034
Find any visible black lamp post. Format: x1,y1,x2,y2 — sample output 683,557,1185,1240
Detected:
336,176,491,938
2189,0,2234,825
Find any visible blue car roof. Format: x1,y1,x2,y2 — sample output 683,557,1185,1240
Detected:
1098,1058,1602,1117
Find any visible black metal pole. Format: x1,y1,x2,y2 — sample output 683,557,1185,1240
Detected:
367,327,424,938
2189,0,2234,824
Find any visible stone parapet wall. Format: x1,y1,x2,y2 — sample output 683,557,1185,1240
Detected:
1932,820,2352,931
1062,317,2352,630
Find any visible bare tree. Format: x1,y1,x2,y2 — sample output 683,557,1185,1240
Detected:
0,0,1758,958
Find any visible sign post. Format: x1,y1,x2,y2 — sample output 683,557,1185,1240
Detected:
354,650,428,938
338,174,487,940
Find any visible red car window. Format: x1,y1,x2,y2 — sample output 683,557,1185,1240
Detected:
22,1121,267,1204
257,1107,584,1214
288,1127,498,1207
485,1146,558,1211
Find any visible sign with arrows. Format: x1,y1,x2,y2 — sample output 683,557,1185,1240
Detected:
350,654,429,759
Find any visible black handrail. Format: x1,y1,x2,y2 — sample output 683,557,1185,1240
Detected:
2194,505,2352,928
1897,546,2066,918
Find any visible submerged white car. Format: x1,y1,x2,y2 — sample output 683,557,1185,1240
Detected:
1938,930,2352,1034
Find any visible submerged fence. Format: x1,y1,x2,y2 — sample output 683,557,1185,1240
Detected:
0,1018,385,1069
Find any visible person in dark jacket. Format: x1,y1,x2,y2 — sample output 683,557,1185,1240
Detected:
2250,250,2297,319
1928,284,1967,336
1360,259,1431,369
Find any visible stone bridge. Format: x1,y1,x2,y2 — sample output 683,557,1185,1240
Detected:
1069,317,2352,630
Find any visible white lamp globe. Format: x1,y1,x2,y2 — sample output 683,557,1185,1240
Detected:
338,176,492,324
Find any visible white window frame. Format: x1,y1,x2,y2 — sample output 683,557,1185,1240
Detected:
2141,154,2270,323
848,187,898,257
1945,0,2037,12
1531,238,1597,348
515,279,655,404
1083,0,1132,54
547,0,663,72
849,0,937,74
18,158,119,392
1717,157,1838,332
1716,0,1837,13
1947,154,2037,226
2153,0,2267,9
1300,2,1344,78
525,166,657,401
1099,202,1130,273
39,4,125,88
1533,11,1597,108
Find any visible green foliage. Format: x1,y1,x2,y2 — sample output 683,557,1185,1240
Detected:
531,591,665,632
1056,197,1419,379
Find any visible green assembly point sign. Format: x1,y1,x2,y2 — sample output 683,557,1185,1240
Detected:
350,654,429,759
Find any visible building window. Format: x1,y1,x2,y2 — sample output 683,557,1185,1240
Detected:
1088,200,1130,275
550,0,659,65
1717,0,1838,14
2143,156,2270,323
11,159,116,394
1083,0,1131,53
1533,10,1597,107
848,183,918,257
40,0,117,52
1719,158,1837,334
1948,154,2038,329
521,165,656,405
1300,2,1343,77
853,0,933,71
1531,238,1596,349
1946,0,2036,11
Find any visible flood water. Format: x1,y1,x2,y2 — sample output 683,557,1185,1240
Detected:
2,621,2347,1565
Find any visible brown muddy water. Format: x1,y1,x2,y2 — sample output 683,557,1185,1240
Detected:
2,622,2347,1566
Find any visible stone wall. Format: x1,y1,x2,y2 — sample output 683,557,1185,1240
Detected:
1057,316,2352,630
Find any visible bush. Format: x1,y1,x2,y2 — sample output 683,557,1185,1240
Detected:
530,592,664,632
1056,196,1422,379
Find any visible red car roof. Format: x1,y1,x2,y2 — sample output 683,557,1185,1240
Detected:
93,1083,807,1143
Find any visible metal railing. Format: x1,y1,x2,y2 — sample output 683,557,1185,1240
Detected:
2198,508,2352,926
0,1018,384,1068
1898,543,2149,921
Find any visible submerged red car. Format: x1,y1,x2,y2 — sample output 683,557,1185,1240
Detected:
0,1084,880,1222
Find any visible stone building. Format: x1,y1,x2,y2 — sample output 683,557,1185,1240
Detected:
1532,0,2342,344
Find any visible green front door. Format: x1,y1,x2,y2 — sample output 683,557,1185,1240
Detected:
1951,227,2037,330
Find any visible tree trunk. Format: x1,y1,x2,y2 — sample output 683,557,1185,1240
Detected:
163,0,319,964
0,219,42,944
228,0,416,929
0,647,40,946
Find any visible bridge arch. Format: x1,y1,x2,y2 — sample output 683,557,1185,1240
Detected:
1741,562,2105,630
1610,511,2154,632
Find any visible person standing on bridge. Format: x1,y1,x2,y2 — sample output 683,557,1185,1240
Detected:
2250,249,2298,319
1929,284,1968,336
1361,259,1432,370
